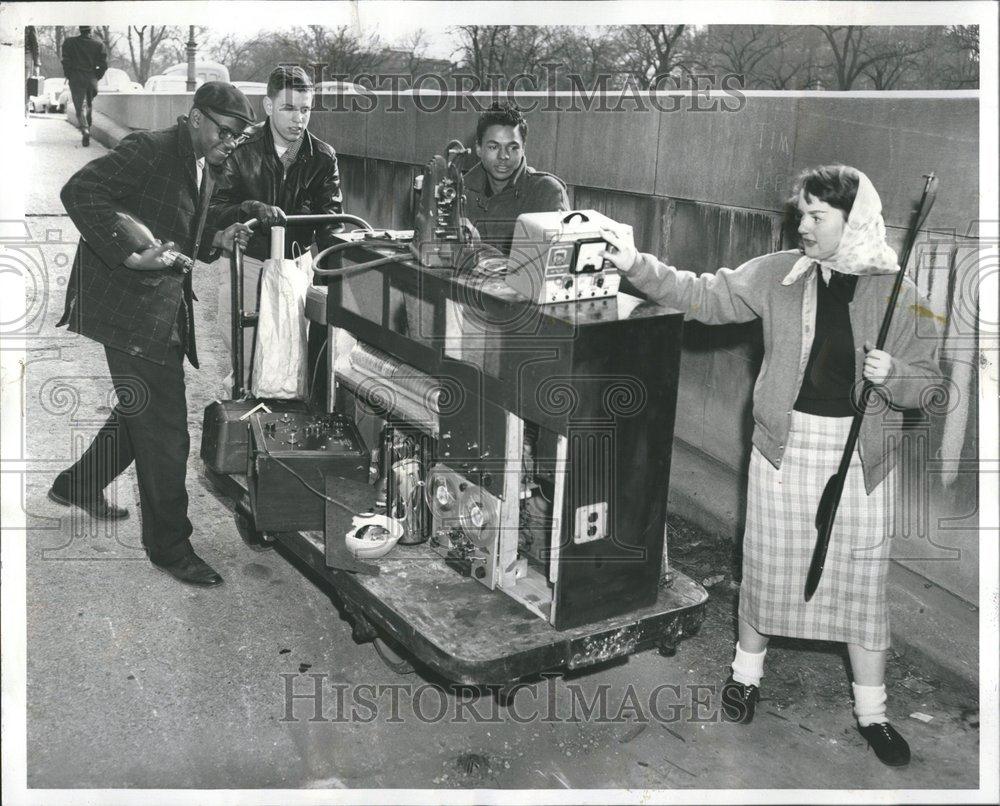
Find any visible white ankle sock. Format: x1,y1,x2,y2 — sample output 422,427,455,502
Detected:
731,642,767,687
852,683,887,727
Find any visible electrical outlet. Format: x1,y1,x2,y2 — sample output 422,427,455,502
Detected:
574,502,608,544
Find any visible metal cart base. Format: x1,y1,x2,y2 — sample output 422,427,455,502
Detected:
202,467,708,689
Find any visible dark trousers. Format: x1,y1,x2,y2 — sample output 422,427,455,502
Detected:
60,344,194,564
67,73,96,127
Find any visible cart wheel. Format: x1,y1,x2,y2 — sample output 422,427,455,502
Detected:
656,615,686,657
341,598,378,644
656,609,705,657
234,510,274,552
657,640,679,658
373,636,415,675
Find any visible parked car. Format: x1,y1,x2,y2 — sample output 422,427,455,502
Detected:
144,74,193,93
101,68,140,93
162,60,230,85
28,77,67,113
145,61,233,93
230,81,267,94
315,80,371,95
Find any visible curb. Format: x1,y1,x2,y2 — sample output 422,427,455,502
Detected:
63,105,132,149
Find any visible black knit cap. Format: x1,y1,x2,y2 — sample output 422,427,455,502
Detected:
193,81,256,126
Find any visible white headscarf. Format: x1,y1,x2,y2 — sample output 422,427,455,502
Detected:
781,170,899,286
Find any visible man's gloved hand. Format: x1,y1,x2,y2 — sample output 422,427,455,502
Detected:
240,200,286,228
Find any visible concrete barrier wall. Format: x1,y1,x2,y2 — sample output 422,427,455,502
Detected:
95,92,981,604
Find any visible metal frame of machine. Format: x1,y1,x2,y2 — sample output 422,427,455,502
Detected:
200,179,707,686
319,224,695,630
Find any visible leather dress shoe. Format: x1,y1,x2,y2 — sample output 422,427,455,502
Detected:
152,553,224,587
82,127,90,147
859,721,911,767
48,483,129,521
721,676,759,724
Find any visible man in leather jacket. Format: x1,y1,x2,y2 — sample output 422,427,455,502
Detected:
208,65,344,260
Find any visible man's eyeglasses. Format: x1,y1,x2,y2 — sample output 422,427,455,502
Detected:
198,107,251,145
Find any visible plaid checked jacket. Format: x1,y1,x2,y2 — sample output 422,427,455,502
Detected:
57,118,219,366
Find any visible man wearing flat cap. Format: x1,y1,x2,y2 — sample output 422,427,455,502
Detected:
50,82,256,587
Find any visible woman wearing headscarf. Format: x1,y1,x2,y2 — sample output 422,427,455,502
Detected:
601,165,941,767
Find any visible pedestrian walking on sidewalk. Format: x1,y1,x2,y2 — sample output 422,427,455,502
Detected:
60,26,107,147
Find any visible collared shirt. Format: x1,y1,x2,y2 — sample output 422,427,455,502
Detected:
195,156,205,189
275,132,304,175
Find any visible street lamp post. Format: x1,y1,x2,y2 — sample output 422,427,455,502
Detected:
186,26,197,92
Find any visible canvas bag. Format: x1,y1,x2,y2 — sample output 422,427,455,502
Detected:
250,250,313,398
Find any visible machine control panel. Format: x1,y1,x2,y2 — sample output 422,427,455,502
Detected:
255,411,365,457
505,210,631,305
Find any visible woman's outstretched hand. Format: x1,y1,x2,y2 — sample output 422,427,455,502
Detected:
863,341,893,385
600,228,638,274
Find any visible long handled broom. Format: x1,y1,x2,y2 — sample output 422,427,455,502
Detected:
804,173,939,602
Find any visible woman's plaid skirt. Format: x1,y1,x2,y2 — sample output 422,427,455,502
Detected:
739,410,893,650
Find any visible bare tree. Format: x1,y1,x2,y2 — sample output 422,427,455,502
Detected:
25,25,39,71
552,26,631,88
396,28,431,76
813,25,930,90
54,26,66,63
451,25,567,85
152,26,211,74
707,26,787,84
942,25,979,88
275,25,382,78
127,25,173,83
612,24,698,85
34,26,66,78
95,26,122,63
208,32,267,81
859,27,933,90
815,26,866,89
452,25,502,79
744,27,826,89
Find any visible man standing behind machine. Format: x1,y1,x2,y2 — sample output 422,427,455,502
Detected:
463,102,570,255
60,25,108,147
209,65,345,259
208,66,344,382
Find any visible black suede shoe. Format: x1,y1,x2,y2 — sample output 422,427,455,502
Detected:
721,676,759,724
859,721,911,767
152,553,223,587
48,483,129,520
